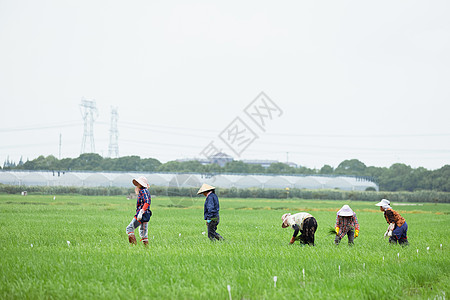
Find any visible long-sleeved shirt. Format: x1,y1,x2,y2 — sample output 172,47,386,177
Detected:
286,212,313,230
204,192,220,220
135,188,151,216
335,214,359,238
384,208,405,227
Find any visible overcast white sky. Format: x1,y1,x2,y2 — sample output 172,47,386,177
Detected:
0,0,449,170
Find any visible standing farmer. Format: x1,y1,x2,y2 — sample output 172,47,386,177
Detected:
376,199,408,246
126,177,152,246
197,183,224,241
282,212,318,246
334,205,359,245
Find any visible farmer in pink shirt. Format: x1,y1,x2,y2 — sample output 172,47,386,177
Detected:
334,205,359,245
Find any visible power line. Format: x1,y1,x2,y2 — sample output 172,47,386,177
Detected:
0,121,82,133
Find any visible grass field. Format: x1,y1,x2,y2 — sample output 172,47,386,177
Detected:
0,193,449,299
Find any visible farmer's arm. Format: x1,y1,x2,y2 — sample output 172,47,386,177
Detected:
385,210,396,224
204,196,214,220
354,215,360,230
292,224,300,237
141,190,151,211
288,224,300,244
335,215,340,234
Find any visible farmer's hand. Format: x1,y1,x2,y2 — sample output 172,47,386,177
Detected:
335,227,339,235
385,223,395,237
289,236,296,244
355,229,359,237
137,209,144,221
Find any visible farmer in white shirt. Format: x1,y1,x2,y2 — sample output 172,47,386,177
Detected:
282,212,318,246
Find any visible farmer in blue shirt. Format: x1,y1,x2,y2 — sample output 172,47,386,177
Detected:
198,183,224,241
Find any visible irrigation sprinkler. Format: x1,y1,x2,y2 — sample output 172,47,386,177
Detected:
338,265,341,277
417,249,419,255
273,276,277,288
67,241,70,247
397,253,400,260
427,246,430,252
227,285,232,300
302,268,305,282
440,244,443,250
31,244,33,248
179,233,181,237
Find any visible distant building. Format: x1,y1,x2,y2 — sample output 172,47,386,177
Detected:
176,152,233,167
242,160,298,168
285,162,298,168
209,152,233,167
177,155,298,169
0,170,380,191
242,159,278,168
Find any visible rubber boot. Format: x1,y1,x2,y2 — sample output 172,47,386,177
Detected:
128,233,137,245
141,238,149,247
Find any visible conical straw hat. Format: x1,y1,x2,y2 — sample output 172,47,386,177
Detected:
132,176,149,188
375,199,390,207
197,183,215,195
337,205,354,216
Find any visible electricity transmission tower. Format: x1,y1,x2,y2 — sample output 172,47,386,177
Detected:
108,106,119,158
80,99,98,154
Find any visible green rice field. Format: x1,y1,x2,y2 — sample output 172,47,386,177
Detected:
0,193,449,299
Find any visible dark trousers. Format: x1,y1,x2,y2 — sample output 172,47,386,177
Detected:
298,217,317,246
207,216,223,241
335,229,354,245
389,222,408,245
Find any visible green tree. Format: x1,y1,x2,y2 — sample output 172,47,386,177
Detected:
157,161,184,172
379,163,412,191
319,165,334,174
335,159,366,175
430,165,450,192
266,162,295,174
224,161,250,173
70,153,103,171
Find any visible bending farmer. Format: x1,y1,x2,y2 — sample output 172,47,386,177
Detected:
335,205,359,245
282,212,317,246
376,199,408,246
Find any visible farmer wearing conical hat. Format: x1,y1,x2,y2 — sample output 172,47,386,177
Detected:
376,199,408,246
126,176,152,246
334,205,359,245
197,183,224,241
281,212,318,246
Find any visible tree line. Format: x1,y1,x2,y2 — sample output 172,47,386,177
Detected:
2,154,449,192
